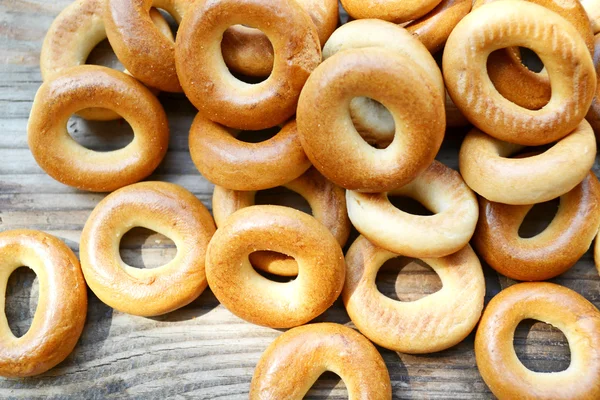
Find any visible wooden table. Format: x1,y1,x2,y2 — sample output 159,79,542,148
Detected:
0,0,594,398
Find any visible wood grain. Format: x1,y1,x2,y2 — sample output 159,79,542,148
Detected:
0,0,595,398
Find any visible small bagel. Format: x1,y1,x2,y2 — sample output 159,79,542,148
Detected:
346,161,478,258
298,47,445,192
322,19,445,148
341,0,443,23
406,0,472,54
206,205,345,328
221,0,338,77
474,172,600,281
212,168,350,276
28,65,169,192
443,1,596,146
582,0,600,33
80,181,216,317
175,0,321,130
189,115,310,191
473,0,594,111
343,236,485,353
41,0,173,120
586,33,600,138
105,0,189,93
250,323,391,399
475,282,600,399
0,230,87,378
459,121,596,205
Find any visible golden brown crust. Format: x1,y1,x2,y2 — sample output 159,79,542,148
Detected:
105,0,190,93
212,168,350,276
343,236,485,353
341,0,443,23
205,205,345,328
221,0,338,77
475,282,600,399
297,47,445,192
473,0,594,111
250,323,391,399
0,230,87,378
175,0,321,130
346,160,479,258
406,0,472,54
80,181,216,317
586,33,600,139
443,1,596,146
474,173,600,281
189,115,310,191
459,121,596,205
40,0,173,120
27,65,169,192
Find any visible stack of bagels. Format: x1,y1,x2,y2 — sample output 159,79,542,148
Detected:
2,0,599,398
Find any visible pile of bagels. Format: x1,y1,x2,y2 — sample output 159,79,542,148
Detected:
3,0,600,397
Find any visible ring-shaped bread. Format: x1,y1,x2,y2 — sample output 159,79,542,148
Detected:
41,0,174,120
474,172,600,281
586,33,600,139
346,161,478,258
105,0,190,93
250,323,391,399
443,0,596,146
189,115,310,191
205,205,345,328
175,0,321,130
221,0,338,77
475,282,600,399
0,230,87,377
28,65,169,192
343,236,485,353
80,181,216,317
212,168,350,276
341,0,443,23
297,47,445,192
458,121,596,205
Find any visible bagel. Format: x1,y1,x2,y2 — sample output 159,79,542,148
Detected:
346,161,478,258
188,115,310,191
341,0,443,23
175,0,321,130
473,0,594,111
343,236,485,353
297,47,445,192
41,0,173,120
582,0,600,34
406,0,472,54
28,65,169,192
444,0,596,146
475,282,600,399
221,0,338,77
250,323,391,399
458,121,596,205
80,181,216,317
205,205,345,328
474,172,600,281
105,0,190,93
595,231,600,276
212,167,350,276
322,19,445,148
586,33,600,138
0,230,87,377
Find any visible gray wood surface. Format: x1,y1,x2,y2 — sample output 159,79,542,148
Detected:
0,0,594,398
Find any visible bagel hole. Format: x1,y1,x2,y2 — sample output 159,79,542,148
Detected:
388,196,434,216
155,8,179,39
255,186,312,214
119,227,177,269
221,26,272,84
86,40,123,70
519,47,544,73
250,252,297,283
234,126,281,143
67,115,134,151
5,267,39,338
376,257,442,302
514,319,571,372
306,371,347,398
350,97,395,149
518,198,559,239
